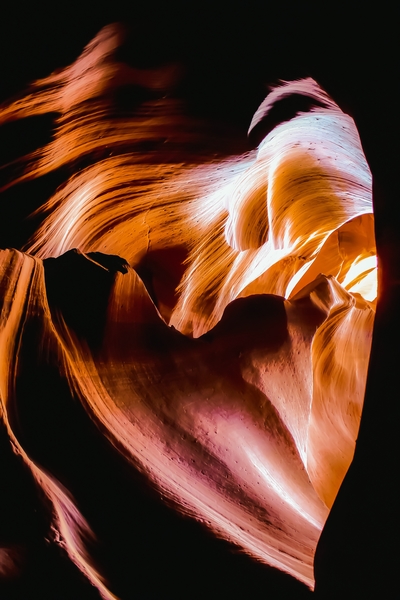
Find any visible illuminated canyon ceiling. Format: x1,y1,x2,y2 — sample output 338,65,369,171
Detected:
0,21,384,600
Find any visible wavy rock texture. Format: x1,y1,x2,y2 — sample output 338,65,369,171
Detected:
0,25,376,598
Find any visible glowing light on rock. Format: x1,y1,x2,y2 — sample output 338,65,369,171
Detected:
0,25,376,598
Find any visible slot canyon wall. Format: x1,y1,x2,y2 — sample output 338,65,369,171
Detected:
0,7,397,599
